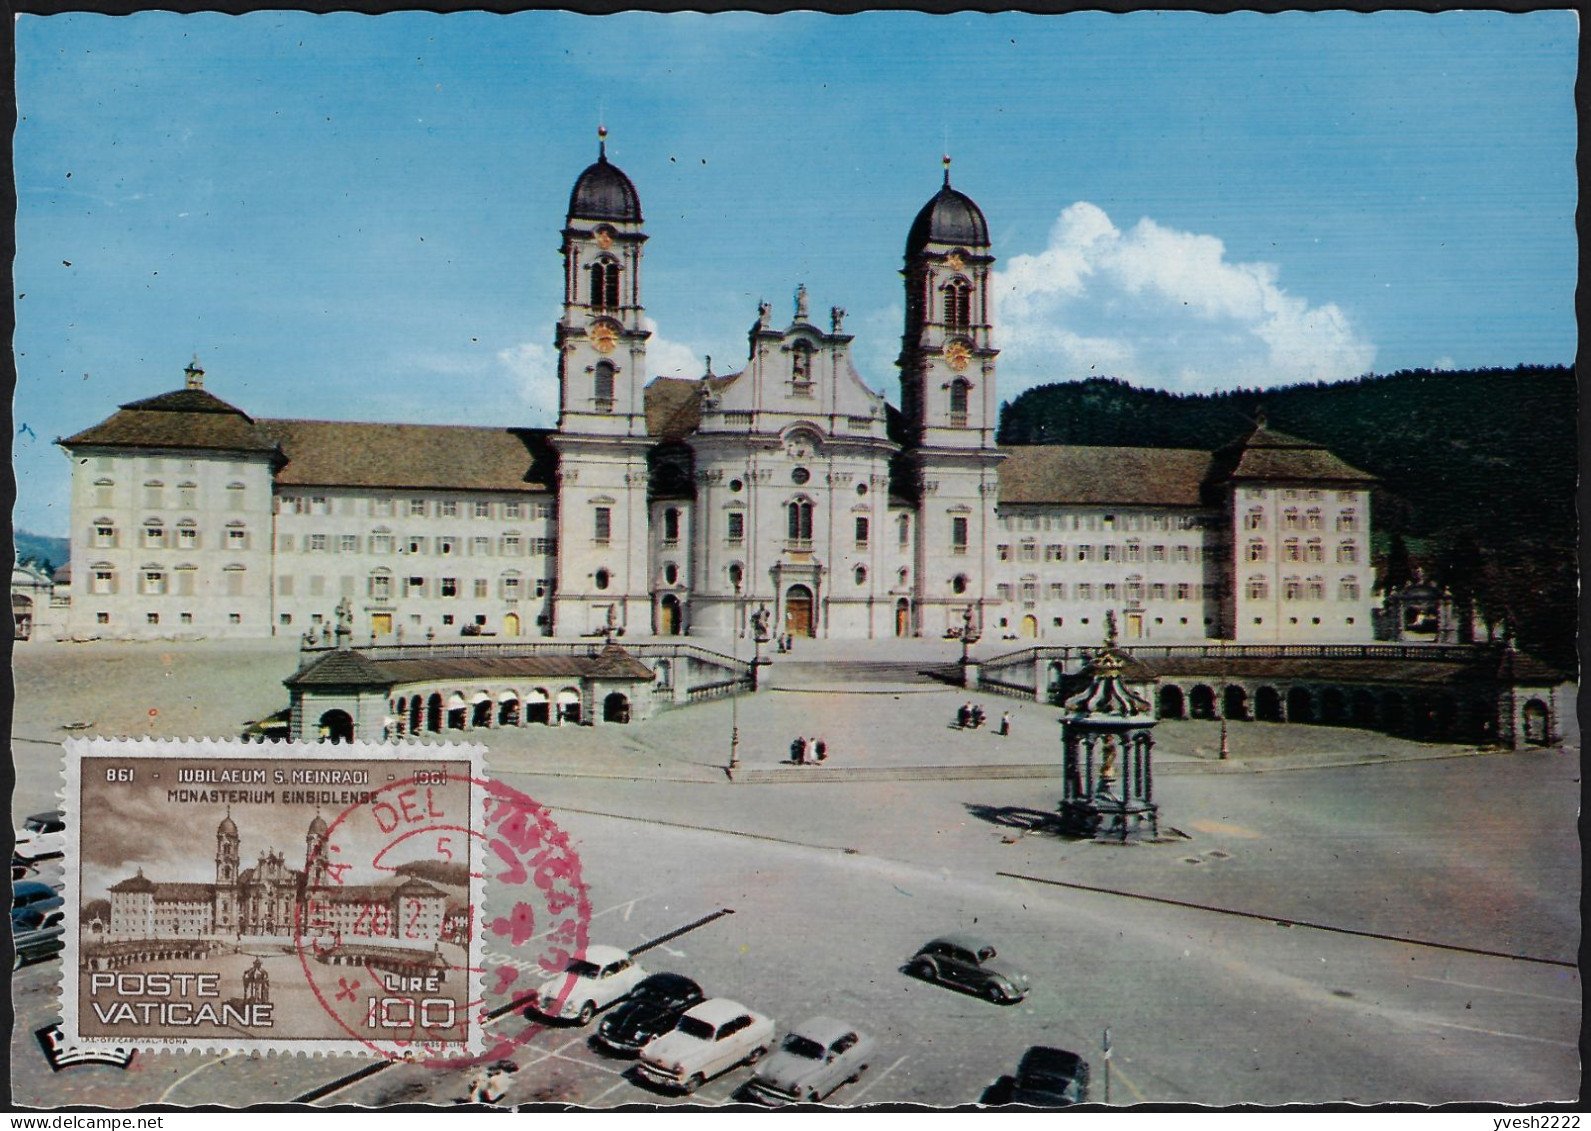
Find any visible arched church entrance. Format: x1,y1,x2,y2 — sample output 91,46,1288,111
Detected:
1020,615,1038,639
785,585,815,638
895,598,910,638
504,612,521,638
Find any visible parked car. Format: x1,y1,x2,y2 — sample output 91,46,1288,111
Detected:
907,933,1029,1004
595,972,705,1055
12,904,66,971
530,945,646,1025
635,998,775,1093
1009,1046,1091,1106
743,1017,876,1106
13,811,66,865
11,880,63,915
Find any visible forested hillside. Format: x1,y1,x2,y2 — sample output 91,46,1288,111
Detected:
998,367,1577,671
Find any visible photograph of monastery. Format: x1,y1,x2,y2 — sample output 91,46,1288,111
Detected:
10,8,1578,1111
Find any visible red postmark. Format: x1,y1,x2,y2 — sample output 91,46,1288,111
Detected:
294,772,591,1067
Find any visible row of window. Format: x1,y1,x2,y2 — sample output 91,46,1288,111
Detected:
996,581,1207,603
1243,508,1360,532
88,565,248,597
92,520,250,551
1244,488,1357,502
999,542,1203,564
277,533,556,557
1246,577,1364,602
93,481,248,510
95,612,243,627
999,513,1206,533
278,573,555,602
278,496,552,520
1247,540,1360,564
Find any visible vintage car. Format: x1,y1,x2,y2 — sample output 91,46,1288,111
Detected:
907,932,1030,1004
635,998,775,1093
595,972,706,1055
12,904,65,971
1009,1046,1091,1106
530,945,647,1026
12,811,66,866
743,1017,876,1105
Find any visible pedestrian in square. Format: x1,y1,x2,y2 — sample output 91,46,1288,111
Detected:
814,738,827,762
999,710,1012,737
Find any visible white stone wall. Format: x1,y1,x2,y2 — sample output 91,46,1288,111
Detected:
272,488,556,642
68,447,277,639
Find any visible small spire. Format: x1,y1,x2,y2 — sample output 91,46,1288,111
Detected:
597,124,608,161
184,355,205,390
943,153,952,187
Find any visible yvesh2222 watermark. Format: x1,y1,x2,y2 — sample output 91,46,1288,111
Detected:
1494,1120,1580,1130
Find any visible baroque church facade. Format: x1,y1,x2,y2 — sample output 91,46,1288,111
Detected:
59,139,1378,646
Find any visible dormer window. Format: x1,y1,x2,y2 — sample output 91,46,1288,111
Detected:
943,278,972,332
590,258,621,309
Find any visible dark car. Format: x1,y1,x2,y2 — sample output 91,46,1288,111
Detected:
12,881,63,915
1009,1046,1090,1106
907,933,1030,1004
594,972,705,1055
12,905,66,971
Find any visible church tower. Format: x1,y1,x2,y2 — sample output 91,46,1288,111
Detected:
550,129,654,637
304,810,330,888
214,808,239,932
898,159,1004,638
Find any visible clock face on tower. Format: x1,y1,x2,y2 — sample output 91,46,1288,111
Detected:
591,324,619,354
944,251,965,272
595,228,614,250
944,340,972,371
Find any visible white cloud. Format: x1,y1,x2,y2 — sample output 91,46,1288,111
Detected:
992,203,1376,396
497,340,559,425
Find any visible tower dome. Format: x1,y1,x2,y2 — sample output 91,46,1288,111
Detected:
307,812,328,836
218,810,238,837
906,159,989,255
567,129,642,224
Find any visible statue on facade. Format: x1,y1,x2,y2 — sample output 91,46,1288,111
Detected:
751,604,772,643
830,306,846,333
336,597,353,633
757,300,772,328
794,283,809,322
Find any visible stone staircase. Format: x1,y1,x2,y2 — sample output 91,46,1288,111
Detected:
763,659,962,689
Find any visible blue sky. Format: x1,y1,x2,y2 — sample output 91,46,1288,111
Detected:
13,10,1578,537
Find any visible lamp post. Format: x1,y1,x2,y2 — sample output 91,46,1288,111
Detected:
729,579,743,772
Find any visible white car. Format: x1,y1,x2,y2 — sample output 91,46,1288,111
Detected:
531,945,646,1026
744,1017,876,1106
12,811,66,866
636,998,775,1093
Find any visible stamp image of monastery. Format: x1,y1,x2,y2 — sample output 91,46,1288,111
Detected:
103,809,455,946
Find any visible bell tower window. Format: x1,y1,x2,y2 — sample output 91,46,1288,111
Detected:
593,362,616,412
949,378,971,427
944,278,972,332
590,259,621,310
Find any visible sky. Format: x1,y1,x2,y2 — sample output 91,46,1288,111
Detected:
12,10,1579,537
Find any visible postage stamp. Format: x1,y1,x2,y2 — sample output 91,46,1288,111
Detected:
61,738,492,1058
